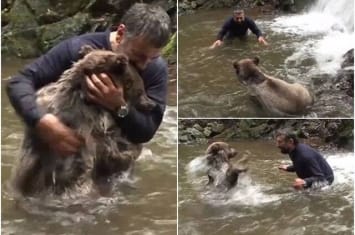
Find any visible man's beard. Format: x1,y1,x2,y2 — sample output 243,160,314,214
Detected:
279,147,290,154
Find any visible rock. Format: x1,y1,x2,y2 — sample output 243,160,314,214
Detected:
335,48,354,97
7,0,38,30
203,127,212,137
39,13,90,53
1,28,40,57
188,127,205,139
341,48,353,69
208,122,224,133
193,123,204,132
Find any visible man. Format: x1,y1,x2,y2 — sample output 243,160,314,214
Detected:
276,130,334,190
6,3,171,157
210,9,268,49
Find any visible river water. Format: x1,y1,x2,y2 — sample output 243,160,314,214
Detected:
178,0,354,118
178,140,354,235
1,58,177,235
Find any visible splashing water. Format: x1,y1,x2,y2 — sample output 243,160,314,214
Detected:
271,0,354,74
326,152,354,185
186,156,281,207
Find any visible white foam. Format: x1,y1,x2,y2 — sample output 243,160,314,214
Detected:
270,0,354,75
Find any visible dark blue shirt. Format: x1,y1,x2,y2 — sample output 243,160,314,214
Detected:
286,144,334,187
6,31,168,143
217,16,263,40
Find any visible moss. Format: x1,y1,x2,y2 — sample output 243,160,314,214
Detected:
162,32,177,62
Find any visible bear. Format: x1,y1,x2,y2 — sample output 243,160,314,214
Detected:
10,45,156,197
232,57,314,116
205,142,248,191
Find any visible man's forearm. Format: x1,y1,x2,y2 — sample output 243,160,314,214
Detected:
286,165,296,172
6,75,44,127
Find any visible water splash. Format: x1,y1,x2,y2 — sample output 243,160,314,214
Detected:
326,152,354,185
186,157,280,207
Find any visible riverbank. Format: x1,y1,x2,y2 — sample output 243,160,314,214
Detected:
2,0,176,60
179,119,354,151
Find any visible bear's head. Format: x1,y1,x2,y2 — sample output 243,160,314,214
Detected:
78,45,156,111
232,57,266,85
205,142,238,169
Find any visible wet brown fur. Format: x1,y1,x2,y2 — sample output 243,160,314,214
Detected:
233,57,314,116
205,142,248,190
11,46,155,196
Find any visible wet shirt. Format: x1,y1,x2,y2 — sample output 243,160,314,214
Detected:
217,16,262,40
6,31,168,143
286,144,334,187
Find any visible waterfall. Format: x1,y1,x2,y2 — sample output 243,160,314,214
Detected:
271,0,354,74
310,0,354,32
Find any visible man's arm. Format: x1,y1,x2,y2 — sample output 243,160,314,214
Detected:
278,164,295,172
6,38,80,127
217,18,232,41
245,18,262,38
302,156,326,187
116,57,168,143
286,165,295,172
246,17,262,38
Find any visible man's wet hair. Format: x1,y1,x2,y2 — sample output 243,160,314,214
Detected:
275,129,299,145
121,3,171,48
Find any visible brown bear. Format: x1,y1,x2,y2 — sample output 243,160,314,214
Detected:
205,142,248,190
11,45,155,196
232,57,314,116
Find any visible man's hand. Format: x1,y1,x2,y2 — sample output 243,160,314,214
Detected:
210,40,223,49
293,178,306,190
278,164,289,171
86,73,126,111
258,36,268,46
35,114,84,156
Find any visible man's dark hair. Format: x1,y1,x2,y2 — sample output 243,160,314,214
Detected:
121,3,171,48
275,129,299,145
233,9,244,15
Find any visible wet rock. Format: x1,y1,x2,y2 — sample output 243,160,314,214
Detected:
208,122,225,133
335,48,354,97
179,119,353,151
203,127,212,137
188,127,205,139
341,48,353,69
193,123,204,132
3,0,176,58
39,13,90,53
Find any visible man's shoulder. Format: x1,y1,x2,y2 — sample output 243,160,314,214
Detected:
65,31,110,55
244,16,256,23
143,56,168,79
296,144,319,158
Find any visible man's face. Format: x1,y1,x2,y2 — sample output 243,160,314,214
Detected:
276,135,293,154
233,12,245,24
120,36,161,71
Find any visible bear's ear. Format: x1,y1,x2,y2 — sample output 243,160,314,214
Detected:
232,60,238,69
253,56,260,65
206,142,220,155
79,45,95,57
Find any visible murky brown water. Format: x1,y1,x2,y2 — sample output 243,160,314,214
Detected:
178,9,353,118
1,58,177,235
178,141,354,235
